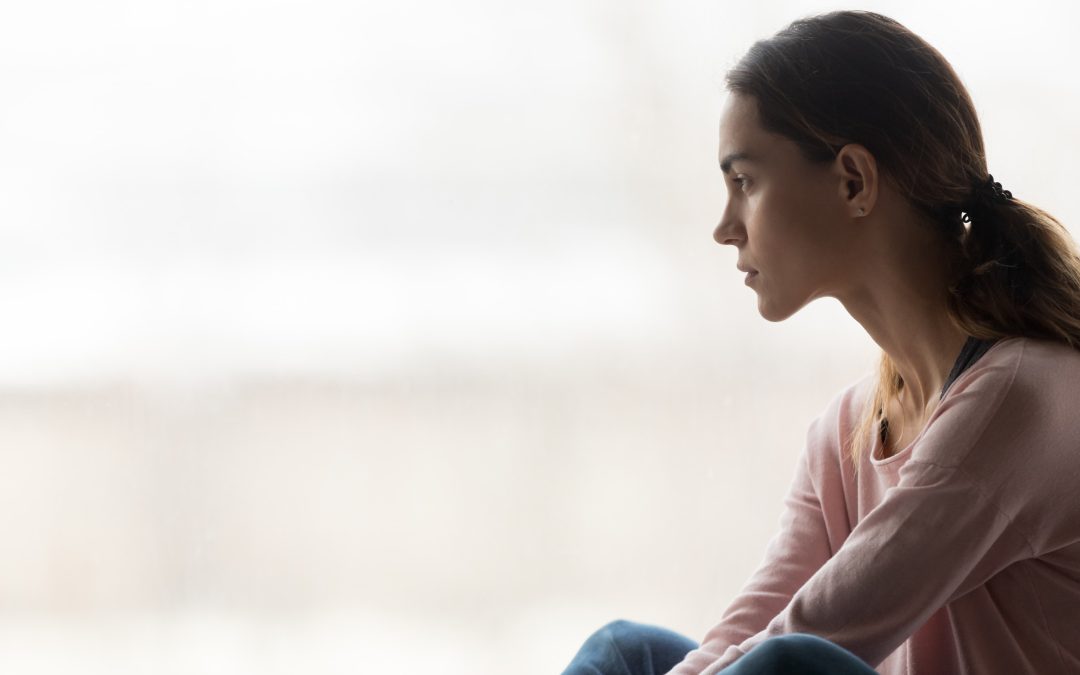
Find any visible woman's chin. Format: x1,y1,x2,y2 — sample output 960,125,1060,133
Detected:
755,292,806,323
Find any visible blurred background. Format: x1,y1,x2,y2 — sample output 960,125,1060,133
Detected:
0,0,1076,673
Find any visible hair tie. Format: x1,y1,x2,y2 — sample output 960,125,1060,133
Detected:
960,174,1013,223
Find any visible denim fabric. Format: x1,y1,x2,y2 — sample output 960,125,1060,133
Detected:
560,620,698,675
560,620,878,675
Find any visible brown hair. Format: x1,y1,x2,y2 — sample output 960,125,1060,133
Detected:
724,10,1080,472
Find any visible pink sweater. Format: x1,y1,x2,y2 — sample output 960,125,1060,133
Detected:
666,336,1080,674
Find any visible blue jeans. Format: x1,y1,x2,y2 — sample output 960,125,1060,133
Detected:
560,619,878,675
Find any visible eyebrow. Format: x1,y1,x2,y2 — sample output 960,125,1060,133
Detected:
719,151,754,175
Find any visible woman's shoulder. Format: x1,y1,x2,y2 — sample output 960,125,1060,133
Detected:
914,335,1080,471
1008,334,1080,370
965,335,1080,404
1000,335,1080,409
978,334,1080,370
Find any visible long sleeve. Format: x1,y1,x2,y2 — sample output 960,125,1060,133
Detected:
664,410,838,675
701,458,1033,672
696,356,1037,673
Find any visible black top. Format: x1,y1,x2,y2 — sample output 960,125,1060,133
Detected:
879,336,1000,447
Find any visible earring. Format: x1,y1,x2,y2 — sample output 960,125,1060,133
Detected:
857,207,866,216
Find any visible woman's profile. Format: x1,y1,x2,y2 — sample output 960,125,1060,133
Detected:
560,10,1080,675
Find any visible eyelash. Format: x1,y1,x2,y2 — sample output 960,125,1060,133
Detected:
731,175,750,191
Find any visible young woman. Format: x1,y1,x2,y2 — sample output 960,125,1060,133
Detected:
560,10,1080,675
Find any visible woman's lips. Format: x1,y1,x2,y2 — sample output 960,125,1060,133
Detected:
745,270,758,284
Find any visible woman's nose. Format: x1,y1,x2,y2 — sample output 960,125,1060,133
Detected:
713,220,742,246
713,201,743,245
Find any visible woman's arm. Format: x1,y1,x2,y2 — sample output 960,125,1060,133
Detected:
699,457,1031,673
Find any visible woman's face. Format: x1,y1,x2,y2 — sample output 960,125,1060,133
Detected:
714,93,856,321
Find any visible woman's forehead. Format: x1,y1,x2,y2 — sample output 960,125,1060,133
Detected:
719,94,761,137
718,94,767,161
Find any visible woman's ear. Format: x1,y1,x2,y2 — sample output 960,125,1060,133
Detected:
835,143,878,217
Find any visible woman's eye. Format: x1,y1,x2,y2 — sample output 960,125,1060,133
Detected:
732,176,750,190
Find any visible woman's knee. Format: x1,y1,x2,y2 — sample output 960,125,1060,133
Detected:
739,633,874,673
564,620,695,675
575,619,642,655
759,634,826,658
598,619,646,641
605,620,698,657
